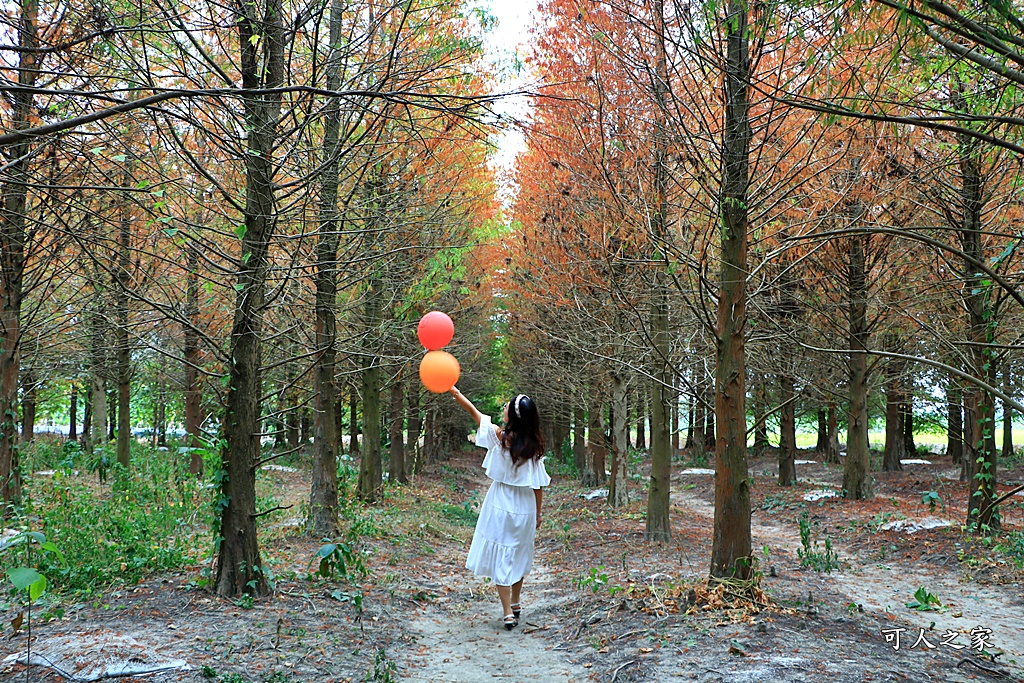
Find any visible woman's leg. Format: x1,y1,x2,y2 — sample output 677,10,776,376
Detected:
496,584,513,617
511,578,523,606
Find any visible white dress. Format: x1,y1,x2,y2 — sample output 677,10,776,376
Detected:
465,416,551,586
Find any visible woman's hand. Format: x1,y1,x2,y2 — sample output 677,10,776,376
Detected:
535,512,542,530
449,386,483,427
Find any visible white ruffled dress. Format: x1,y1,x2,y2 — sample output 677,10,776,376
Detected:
465,416,551,586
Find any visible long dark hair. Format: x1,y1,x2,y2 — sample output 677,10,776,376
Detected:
501,394,544,467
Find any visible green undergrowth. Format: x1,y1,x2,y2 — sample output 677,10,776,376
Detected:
3,438,210,597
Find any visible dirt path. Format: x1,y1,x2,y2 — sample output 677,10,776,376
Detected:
394,469,591,682
397,563,588,682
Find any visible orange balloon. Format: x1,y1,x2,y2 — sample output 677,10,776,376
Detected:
417,311,454,350
419,351,460,393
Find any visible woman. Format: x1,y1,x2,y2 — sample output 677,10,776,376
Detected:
449,387,550,630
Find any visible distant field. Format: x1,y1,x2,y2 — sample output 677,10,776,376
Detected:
789,427,1024,452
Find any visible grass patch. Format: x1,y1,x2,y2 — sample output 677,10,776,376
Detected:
3,439,209,596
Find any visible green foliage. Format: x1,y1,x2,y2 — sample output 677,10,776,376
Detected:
797,512,839,573
6,442,206,595
1,530,65,602
906,586,941,611
436,499,478,527
309,522,368,582
364,649,398,683
575,565,621,595
921,490,941,513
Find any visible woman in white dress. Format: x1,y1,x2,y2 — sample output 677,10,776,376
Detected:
449,387,551,631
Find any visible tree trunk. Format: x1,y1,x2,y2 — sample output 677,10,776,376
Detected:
883,377,905,471
573,404,586,473
902,400,916,456
753,375,768,457
349,387,359,454
636,391,646,450
115,170,132,472
357,276,382,501
213,0,284,598
389,377,406,484
423,405,434,466
309,2,344,536
957,112,999,531
184,243,203,476
670,376,680,454
108,391,116,441
608,369,629,507
691,379,705,453
843,233,873,500
646,6,672,542
0,0,38,512
89,309,108,451
21,369,35,444
710,0,752,577
947,383,963,464
68,382,78,441
703,384,716,452
584,394,606,487
825,401,841,464
778,374,796,486
815,408,827,453
1002,368,1013,460
81,393,91,447
407,383,420,477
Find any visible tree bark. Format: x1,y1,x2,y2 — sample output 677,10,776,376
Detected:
608,369,629,507
89,308,108,451
778,374,796,486
349,386,359,454
115,169,132,472
1002,367,1013,460
584,394,606,487
20,368,35,444
309,0,344,536
636,391,646,450
670,376,680,454
573,403,586,473
703,384,716,452
902,400,916,455
843,232,873,500
947,382,963,464
957,106,998,531
691,378,705,453
185,243,203,476
407,383,420,477
214,0,284,598
825,401,841,464
0,0,38,512
710,0,752,577
646,0,672,542
357,279,382,501
69,382,78,441
815,408,827,453
389,376,406,484
883,375,905,472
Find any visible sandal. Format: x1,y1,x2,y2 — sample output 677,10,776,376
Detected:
510,602,521,620
503,614,518,631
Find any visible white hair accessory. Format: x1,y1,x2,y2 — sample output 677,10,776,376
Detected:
514,395,524,418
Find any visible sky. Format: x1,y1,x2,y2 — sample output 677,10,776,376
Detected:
473,0,539,205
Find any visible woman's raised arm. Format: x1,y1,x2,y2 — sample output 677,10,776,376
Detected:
449,386,484,427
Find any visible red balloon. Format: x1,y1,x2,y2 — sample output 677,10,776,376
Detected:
419,351,460,393
417,311,454,350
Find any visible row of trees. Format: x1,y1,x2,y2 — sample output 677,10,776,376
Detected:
504,0,1024,579
0,0,504,596
4,0,1024,595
